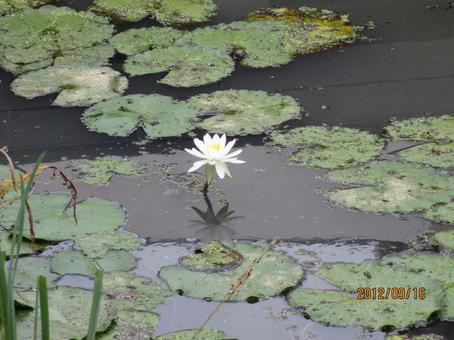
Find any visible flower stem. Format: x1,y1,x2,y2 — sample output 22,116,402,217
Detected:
201,181,209,195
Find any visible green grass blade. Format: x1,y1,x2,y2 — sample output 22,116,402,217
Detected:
0,252,10,339
33,279,39,340
86,269,103,340
37,276,50,340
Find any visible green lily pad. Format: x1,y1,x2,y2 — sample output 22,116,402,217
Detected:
159,241,304,301
191,90,301,136
110,27,183,56
432,230,454,250
387,336,446,340
82,94,202,139
395,142,454,169
153,0,216,26
324,161,454,214
442,286,454,320
74,231,141,258
0,45,53,74
51,250,135,276
155,328,227,340
0,6,113,69
288,287,443,330
179,241,243,272
54,43,115,67
11,65,128,107
0,230,48,256
124,46,234,87
16,286,115,339
90,0,156,22
0,192,127,241
72,156,144,185
97,309,160,339
103,271,171,311
271,126,384,169
385,115,454,142
0,0,52,16
423,203,454,224
14,256,59,289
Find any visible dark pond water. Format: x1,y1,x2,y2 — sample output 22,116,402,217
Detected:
1,0,454,339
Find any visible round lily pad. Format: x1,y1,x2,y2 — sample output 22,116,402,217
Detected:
124,46,234,87
97,309,160,339
0,46,52,74
110,27,183,56
324,161,454,214
11,65,128,107
14,256,60,289
16,286,115,339
155,328,227,340
385,115,454,142
395,142,454,169
423,202,454,225
0,0,52,16
82,94,202,139
432,230,454,250
271,126,384,169
90,0,156,22
0,192,127,241
191,90,301,136
288,287,443,330
159,241,304,301
442,286,454,320
0,230,48,256
74,231,141,258
72,156,144,185
53,43,115,67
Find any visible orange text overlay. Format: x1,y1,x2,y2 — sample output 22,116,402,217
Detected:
356,287,426,300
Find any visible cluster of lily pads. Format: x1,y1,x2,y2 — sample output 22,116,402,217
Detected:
271,115,454,225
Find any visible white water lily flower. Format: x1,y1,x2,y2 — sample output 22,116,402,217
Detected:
185,133,245,180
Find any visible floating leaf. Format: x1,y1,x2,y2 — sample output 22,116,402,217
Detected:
14,256,59,289
90,0,156,22
385,115,454,142
82,94,202,139
0,45,52,74
179,241,243,272
0,230,48,255
288,287,443,330
159,241,304,301
103,271,171,311
74,231,141,258
155,328,227,340
0,0,52,15
271,126,384,169
423,203,454,225
442,286,454,320
0,6,113,71
96,250,136,272
432,230,454,250
153,0,216,26
11,65,128,107
16,286,115,339
324,161,454,214
97,309,160,339
0,192,126,241
191,90,301,135
110,27,183,56
54,43,115,67
395,142,454,169
387,336,446,340
124,46,234,87
72,156,144,185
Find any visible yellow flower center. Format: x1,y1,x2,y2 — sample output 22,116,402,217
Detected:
210,143,221,151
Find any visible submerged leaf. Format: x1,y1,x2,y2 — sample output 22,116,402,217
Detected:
0,192,127,241
72,156,144,185
74,231,141,258
385,115,454,142
11,65,128,107
82,94,202,139
124,46,234,87
159,241,304,301
271,126,384,169
155,328,227,340
191,90,301,135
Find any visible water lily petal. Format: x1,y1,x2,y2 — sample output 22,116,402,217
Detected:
203,133,212,145
194,138,207,154
185,148,207,159
222,139,236,155
225,158,246,164
188,160,208,172
223,163,232,178
212,134,220,144
215,162,226,179
220,134,227,148
225,149,242,159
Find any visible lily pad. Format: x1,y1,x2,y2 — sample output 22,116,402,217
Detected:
191,90,301,136
0,46,52,74
155,328,227,340
0,0,52,16
14,256,59,289
442,286,454,320
74,231,141,258
110,27,183,56
0,192,127,241
0,6,113,69
159,241,304,301
271,126,384,169
423,203,454,224
51,250,135,276
124,46,234,87
103,271,171,311
385,115,454,142
153,0,216,26
395,142,454,169
72,156,144,185
432,230,454,250
288,287,443,330
0,230,48,256
324,161,454,214
97,309,160,339
82,94,202,139
11,65,128,107
16,286,115,339
179,241,243,272
54,43,115,67
90,0,156,22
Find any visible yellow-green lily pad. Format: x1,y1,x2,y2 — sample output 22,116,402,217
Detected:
97,309,160,339
155,328,227,340
432,230,454,250
74,231,141,258
14,256,60,289
423,203,454,225
395,142,454,169
0,0,52,16
386,115,454,142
